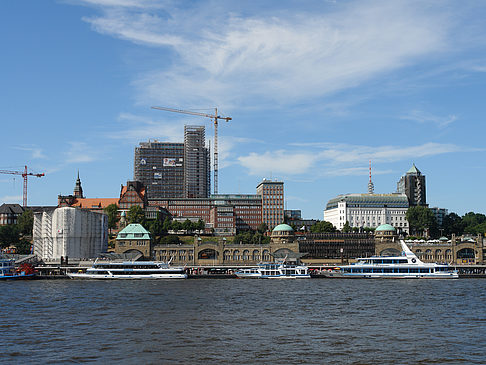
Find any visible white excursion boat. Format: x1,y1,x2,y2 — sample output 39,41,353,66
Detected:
67,260,187,279
235,261,310,279
324,240,458,279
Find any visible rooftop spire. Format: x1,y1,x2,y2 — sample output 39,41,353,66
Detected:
73,170,84,198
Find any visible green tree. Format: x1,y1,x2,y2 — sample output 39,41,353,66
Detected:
257,223,268,234
160,235,180,245
171,220,182,231
162,217,172,232
182,219,193,232
15,238,32,254
196,219,205,231
406,206,438,237
146,212,166,244
342,221,352,233
461,212,486,235
17,209,34,236
127,205,145,225
0,225,20,248
310,221,337,233
104,204,119,233
441,212,464,236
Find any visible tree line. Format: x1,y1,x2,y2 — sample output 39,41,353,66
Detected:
0,210,34,254
105,204,205,244
406,206,486,238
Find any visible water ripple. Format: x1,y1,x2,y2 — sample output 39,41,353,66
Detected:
1,279,485,364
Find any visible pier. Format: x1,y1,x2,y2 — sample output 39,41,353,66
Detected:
32,263,486,279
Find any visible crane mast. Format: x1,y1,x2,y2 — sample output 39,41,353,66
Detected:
0,165,45,206
151,106,231,195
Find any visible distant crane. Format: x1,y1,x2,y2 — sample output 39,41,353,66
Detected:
0,165,45,207
151,106,232,195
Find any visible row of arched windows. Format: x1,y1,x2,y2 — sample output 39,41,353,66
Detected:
223,249,271,262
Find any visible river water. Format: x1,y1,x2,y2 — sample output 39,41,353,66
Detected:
1,278,485,364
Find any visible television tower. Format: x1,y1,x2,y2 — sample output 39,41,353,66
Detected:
368,160,374,194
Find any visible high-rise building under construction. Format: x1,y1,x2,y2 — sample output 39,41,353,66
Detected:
184,125,210,198
134,126,210,200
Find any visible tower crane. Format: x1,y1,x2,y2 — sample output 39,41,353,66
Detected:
0,165,45,207
151,106,231,195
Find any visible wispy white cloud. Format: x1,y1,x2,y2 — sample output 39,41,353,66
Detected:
324,167,394,177
81,0,453,108
108,112,187,142
0,195,22,204
400,110,458,128
238,142,466,176
64,142,99,164
238,150,320,176
471,65,486,72
13,146,47,159
77,0,163,9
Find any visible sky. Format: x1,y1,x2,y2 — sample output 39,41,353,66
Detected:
1,0,486,219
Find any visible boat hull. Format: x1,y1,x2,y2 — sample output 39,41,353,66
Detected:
0,273,37,280
67,273,187,279
320,271,458,279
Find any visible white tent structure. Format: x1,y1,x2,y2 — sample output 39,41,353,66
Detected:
33,207,107,260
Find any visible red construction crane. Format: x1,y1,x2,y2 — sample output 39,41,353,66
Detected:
151,106,231,195
0,165,45,207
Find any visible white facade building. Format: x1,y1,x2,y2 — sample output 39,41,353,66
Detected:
324,193,410,234
33,207,108,260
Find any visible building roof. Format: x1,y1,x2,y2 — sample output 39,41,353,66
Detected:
407,164,421,175
325,194,409,210
71,198,119,209
272,223,294,232
375,224,396,232
117,223,151,240
120,182,146,198
0,203,24,215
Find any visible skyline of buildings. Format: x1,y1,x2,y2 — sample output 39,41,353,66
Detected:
324,165,430,233
18,130,455,234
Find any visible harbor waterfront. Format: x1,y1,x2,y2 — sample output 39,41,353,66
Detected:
1,279,485,364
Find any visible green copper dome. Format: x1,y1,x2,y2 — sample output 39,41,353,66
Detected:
375,224,396,232
272,224,294,232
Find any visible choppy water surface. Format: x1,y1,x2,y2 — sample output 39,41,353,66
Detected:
1,279,485,364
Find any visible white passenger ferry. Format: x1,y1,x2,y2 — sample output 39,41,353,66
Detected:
235,261,310,279
325,241,458,279
67,261,187,279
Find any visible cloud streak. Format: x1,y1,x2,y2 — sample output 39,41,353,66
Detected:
13,146,47,159
400,110,458,128
81,0,453,108
64,142,99,164
238,142,466,176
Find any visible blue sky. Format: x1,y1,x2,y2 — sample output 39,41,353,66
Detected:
1,0,486,219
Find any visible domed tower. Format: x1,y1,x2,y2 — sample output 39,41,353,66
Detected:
374,224,398,242
271,224,295,244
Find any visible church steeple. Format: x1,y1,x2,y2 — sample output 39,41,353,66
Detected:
74,170,84,198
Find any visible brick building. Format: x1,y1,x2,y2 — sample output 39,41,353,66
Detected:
257,179,284,230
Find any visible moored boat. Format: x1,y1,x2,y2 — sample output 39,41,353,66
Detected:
67,260,187,279
323,240,458,279
235,261,310,279
0,259,37,280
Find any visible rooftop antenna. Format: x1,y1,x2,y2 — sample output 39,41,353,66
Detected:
368,160,374,194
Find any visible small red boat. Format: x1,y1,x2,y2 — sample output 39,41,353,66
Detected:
0,259,37,280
